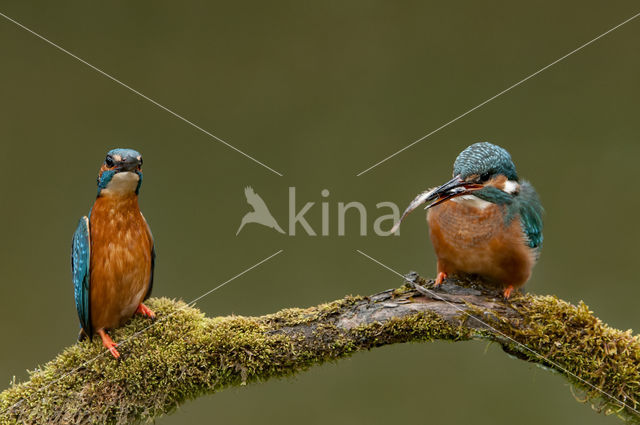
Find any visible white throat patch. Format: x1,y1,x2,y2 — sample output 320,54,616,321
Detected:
503,180,519,194
102,172,139,196
451,194,492,209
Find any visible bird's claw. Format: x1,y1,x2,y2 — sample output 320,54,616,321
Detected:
136,303,156,320
434,272,447,286
107,345,120,359
503,285,514,299
97,329,121,359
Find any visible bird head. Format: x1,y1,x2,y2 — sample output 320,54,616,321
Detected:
391,142,519,232
96,148,144,197
453,141,518,184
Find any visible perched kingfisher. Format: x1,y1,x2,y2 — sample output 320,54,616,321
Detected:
391,142,543,298
71,148,155,358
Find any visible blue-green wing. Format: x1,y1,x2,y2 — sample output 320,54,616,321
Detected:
517,181,544,251
142,213,155,301
72,216,92,337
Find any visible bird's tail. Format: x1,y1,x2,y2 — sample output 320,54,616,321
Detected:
77,327,91,342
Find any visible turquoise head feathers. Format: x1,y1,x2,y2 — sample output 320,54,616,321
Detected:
453,142,518,182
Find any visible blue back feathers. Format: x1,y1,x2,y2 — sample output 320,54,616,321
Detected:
516,181,544,250
72,216,92,338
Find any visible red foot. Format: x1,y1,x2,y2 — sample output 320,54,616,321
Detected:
503,285,514,299
434,272,447,286
97,329,120,359
136,303,156,319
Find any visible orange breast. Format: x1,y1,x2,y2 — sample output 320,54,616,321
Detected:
89,195,152,331
427,200,534,289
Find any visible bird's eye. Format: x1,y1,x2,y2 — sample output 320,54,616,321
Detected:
139,157,143,166
105,156,114,167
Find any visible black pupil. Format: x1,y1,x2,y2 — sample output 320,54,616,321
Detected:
105,156,114,167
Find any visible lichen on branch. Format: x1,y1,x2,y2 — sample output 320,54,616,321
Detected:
1,275,639,424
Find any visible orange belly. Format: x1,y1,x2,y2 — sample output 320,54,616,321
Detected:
89,195,152,331
427,200,534,289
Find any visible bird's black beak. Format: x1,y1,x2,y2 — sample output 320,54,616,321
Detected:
423,175,481,210
390,175,482,233
116,156,142,172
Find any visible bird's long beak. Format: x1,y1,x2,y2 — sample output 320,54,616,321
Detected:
423,175,483,210
390,175,482,233
117,157,142,172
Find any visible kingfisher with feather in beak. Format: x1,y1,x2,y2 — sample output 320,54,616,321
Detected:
391,142,543,298
71,149,155,358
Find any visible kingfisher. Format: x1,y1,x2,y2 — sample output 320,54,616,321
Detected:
71,148,155,358
391,142,543,298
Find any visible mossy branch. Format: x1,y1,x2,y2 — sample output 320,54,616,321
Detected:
1,274,639,424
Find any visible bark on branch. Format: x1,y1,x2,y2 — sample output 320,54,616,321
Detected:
1,274,639,424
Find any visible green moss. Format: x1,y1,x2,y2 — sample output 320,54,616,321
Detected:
391,283,414,297
467,294,640,422
1,289,639,424
0,295,461,425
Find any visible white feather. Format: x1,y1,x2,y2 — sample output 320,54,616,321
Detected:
102,172,139,196
503,180,519,194
451,194,492,209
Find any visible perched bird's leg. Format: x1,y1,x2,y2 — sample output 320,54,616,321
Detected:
136,303,156,319
434,271,447,286
503,285,514,299
97,329,120,359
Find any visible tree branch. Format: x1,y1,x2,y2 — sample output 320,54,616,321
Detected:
1,274,639,424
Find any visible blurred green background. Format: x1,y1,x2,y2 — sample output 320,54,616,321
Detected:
1,1,639,423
